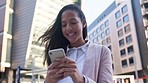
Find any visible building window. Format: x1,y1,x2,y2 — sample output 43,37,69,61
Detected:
10,0,14,8
127,45,134,54
111,54,113,60
118,29,123,37
119,38,125,47
129,57,134,65
6,38,12,62
100,24,105,30
115,10,121,19
93,38,97,43
89,34,93,39
8,13,13,34
124,24,131,33
122,5,128,14
112,64,114,70
121,59,128,67
123,14,129,23
106,36,111,44
102,40,106,45
105,20,109,27
96,27,100,33
108,45,112,51
126,35,132,44
105,28,110,36
120,49,126,56
93,31,96,36
97,35,101,41
116,19,122,28
101,32,105,38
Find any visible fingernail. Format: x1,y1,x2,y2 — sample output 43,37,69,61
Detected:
56,59,60,61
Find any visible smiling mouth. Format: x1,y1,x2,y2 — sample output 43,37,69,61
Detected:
67,32,76,37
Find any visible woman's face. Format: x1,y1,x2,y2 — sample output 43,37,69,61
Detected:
61,10,85,47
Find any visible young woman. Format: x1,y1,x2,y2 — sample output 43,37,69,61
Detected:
39,4,113,83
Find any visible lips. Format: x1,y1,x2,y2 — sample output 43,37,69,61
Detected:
67,32,76,37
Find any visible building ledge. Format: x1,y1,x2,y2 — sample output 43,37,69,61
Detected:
0,62,11,72
140,0,148,5
142,9,148,17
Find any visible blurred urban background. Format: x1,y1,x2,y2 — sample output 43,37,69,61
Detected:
0,0,148,83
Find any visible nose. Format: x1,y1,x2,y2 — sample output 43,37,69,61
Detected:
65,24,72,31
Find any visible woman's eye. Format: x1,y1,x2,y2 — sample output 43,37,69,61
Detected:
62,24,66,27
71,22,77,24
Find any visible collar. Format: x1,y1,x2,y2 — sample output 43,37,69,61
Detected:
67,41,90,54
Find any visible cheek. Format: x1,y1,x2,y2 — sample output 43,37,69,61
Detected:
77,25,83,33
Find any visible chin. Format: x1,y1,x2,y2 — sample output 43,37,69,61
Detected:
69,39,76,43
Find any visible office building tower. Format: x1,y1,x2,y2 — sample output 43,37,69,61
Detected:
88,0,148,82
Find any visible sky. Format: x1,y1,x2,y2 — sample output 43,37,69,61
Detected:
81,0,115,26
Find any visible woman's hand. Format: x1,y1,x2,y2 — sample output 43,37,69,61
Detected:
55,57,84,83
44,61,64,83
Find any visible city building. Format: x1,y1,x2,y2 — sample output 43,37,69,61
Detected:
140,0,148,41
0,0,13,82
88,0,148,82
0,0,81,82
139,0,148,69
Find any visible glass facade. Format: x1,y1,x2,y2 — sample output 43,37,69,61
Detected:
105,28,110,36
118,29,123,37
6,38,11,62
124,24,131,33
129,57,134,65
97,35,101,41
121,59,128,67
126,35,132,44
120,49,126,56
101,32,105,38
100,24,105,30
116,19,122,28
8,13,13,34
10,0,14,8
127,45,134,54
119,38,125,47
123,14,129,23
115,10,121,19
106,36,111,44
105,20,109,27
122,5,128,14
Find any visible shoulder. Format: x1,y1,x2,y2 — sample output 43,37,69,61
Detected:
89,42,110,51
89,42,111,56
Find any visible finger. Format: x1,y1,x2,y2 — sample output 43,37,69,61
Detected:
57,62,76,68
47,68,59,75
59,68,77,78
53,73,64,79
56,57,75,63
64,71,75,77
47,71,64,82
56,68,76,75
48,62,61,70
46,68,64,82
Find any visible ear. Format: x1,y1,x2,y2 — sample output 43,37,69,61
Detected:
82,21,86,28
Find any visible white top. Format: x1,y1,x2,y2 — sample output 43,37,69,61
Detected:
58,42,90,83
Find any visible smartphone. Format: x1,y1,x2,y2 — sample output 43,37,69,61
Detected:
48,48,66,62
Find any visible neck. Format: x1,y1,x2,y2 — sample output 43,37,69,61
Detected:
70,40,86,48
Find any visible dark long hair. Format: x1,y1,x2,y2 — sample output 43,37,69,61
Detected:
38,4,87,66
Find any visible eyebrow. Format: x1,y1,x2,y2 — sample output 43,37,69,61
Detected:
70,18,77,21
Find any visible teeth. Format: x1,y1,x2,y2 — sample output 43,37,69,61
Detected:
68,33,75,36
